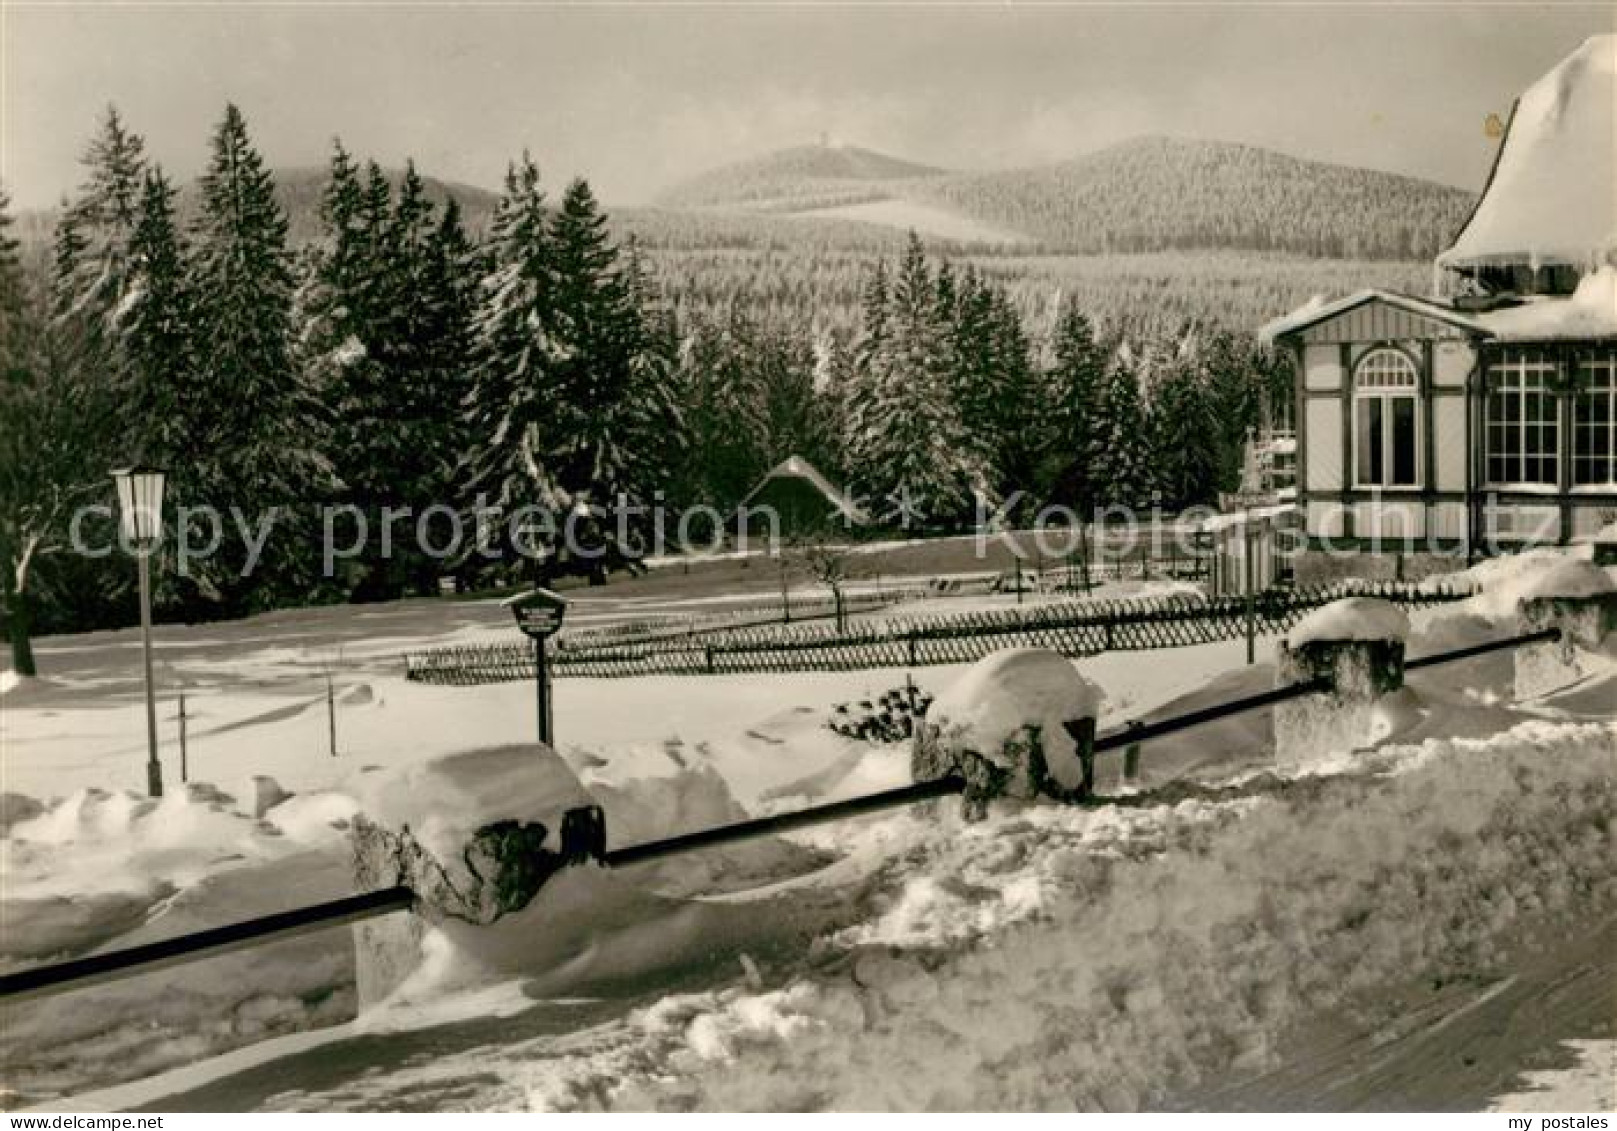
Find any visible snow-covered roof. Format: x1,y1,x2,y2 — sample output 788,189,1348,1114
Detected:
1438,35,1616,272
1257,290,1486,344
1260,268,1617,345
737,455,868,524
1469,266,1617,341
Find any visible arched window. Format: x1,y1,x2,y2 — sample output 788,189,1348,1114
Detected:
1353,348,1421,488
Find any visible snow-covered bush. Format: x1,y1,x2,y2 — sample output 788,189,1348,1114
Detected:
828,682,934,744
913,649,1103,818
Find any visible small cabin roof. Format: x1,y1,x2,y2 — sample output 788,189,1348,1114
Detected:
737,455,868,524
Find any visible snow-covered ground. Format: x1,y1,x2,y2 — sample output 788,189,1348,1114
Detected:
3,552,1614,1110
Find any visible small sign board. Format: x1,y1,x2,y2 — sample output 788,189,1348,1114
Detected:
505,588,568,639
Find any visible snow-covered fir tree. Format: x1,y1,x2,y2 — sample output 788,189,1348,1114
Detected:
466,165,679,579
847,233,985,528
545,181,682,575
119,169,194,468
1147,350,1225,510
674,307,772,512
0,183,23,359
296,154,480,598
464,153,560,539
1042,300,1108,509
1087,343,1151,509
50,106,147,336
187,104,333,610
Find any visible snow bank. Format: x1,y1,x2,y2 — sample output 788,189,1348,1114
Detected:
573,744,831,898
2,781,348,909
350,745,596,893
0,781,360,1103
2,850,357,1103
923,648,1103,792
569,719,1617,1111
1489,1040,1616,1112
1428,547,1614,622
1514,556,1617,602
1286,596,1409,646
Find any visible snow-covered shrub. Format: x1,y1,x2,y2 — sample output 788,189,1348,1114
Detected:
828,682,934,744
913,649,1103,818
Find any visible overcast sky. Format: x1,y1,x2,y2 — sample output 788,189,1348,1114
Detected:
2,2,1610,210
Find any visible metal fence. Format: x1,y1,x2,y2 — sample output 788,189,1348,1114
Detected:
404,579,1471,684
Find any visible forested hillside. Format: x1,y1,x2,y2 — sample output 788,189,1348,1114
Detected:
913,137,1476,258
656,136,1477,259
657,143,946,211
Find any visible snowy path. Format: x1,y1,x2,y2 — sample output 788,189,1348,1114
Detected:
85,917,1617,1113
1177,918,1616,1111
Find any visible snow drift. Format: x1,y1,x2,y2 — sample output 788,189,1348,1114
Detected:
550,720,1616,1111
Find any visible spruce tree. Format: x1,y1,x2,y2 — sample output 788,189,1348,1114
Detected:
1043,301,1107,508
676,308,769,512
1148,357,1224,510
415,194,479,497
51,106,146,332
465,154,558,533
121,169,193,467
0,183,23,360
543,180,681,575
848,233,982,529
188,104,332,610
1088,345,1150,510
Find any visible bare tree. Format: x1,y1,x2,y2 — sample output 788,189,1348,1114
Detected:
801,539,854,633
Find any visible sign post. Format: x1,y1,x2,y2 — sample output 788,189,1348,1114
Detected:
506,588,568,747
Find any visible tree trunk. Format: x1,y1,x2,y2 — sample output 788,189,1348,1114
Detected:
3,572,37,678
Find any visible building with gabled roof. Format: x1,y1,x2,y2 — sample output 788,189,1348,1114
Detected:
1261,35,1617,579
735,455,868,539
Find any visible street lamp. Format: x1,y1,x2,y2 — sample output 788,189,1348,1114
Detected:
113,466,167,798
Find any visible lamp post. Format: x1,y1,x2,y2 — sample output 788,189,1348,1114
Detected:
113,466,166,798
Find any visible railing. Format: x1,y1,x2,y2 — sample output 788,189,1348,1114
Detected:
0,625,1556,1006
